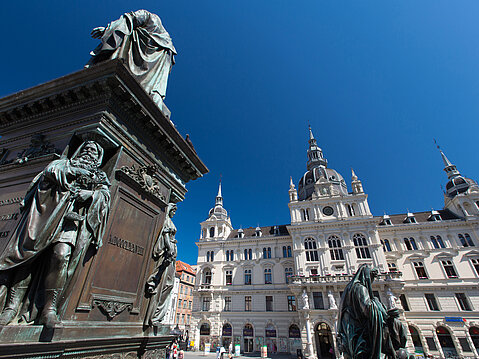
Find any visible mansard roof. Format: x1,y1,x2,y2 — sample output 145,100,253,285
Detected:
376,209,461,225
228,224,290,239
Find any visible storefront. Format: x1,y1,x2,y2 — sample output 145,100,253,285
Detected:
243,324,254,353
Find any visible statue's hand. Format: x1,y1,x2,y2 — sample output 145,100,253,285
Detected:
76,189,94,202
91,27,106,39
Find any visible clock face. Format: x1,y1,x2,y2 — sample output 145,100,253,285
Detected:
322,206,334,216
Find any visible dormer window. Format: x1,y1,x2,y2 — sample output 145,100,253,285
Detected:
428,210,442,221
404,213,417,224
255,227,262,237
237,229,244,238
273,226,281,236
380,215,393,226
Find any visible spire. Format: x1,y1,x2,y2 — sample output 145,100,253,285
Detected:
351,167,364,194
289,175,298,202
307,126,327,171
215,180,223,206
435,140,460,179
289,176,295,189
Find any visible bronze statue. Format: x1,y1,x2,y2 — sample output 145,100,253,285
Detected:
337,264,408,359
144,203,177,327
0,141,111,328
86,10,177,103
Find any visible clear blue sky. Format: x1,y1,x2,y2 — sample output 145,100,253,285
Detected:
1,1,478,265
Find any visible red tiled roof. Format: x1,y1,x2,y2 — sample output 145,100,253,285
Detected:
176,260,196,275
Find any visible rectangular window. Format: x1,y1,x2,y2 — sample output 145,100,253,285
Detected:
244,269,252,285
264,269,272,284
224,296,232,311
176,313,180,323
425,293,439,311
313,292,324,310
226,270,233,285
245,296,252,311
178,299,182,308
455,293,472,311
202,297,211,311
287,296,297,311
187,314,190,324
266,296,273,311
413,262,428,279
181,313,185,323
188,300,192,309
399,294,410,311
442,260,458,278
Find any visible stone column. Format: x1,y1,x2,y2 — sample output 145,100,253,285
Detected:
304,312,315,359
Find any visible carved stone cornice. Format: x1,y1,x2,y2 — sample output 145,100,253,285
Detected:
93,298,133,320
116,164,168,207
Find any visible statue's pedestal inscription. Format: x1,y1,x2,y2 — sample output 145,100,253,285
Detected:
0,58,207,358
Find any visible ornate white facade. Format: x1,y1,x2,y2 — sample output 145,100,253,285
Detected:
191,128,479,359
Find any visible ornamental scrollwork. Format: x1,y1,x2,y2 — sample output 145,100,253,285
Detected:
117,164,167,203
93,299,133,320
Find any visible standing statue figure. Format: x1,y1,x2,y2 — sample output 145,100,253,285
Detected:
301,289,310,310
337,264,408,359
0,141,111,328
144,203,178,327
386,288,398,310
328,290,337,309
86,10,177,103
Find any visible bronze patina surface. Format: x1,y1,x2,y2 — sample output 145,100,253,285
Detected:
0,39,207,358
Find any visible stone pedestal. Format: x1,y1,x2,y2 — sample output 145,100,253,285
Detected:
0,59,208,358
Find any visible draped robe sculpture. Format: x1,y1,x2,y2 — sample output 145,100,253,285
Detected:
337,264,408,359
144,203,177,327
86,9,177,103
0,141,110,328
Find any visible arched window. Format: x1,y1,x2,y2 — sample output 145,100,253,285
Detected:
289,324,301,338
244,248,248,260
243,324,254,337
287,245,292,257
265,324,277,338
382,239,392,252
264,268,272,284
409,326,424,353
306,208,311,221
436,326,458,356
404,237,418,251
263,247,271,258
203,269,212,284
285,267,293,283
347,204,353,216
328,235,344,260
437,235,446,248
430,236,439,249
226,250,230,261
209,227,215,238
222,323,232,337
304,238,319,261
353,233,371,259
202,229,207,238
248,248,252,260
206,251,214,262
200,323,210,336
465,233,475,247
469,327,479,353
301,209,306,221
283,246,287,258
267,247,272,258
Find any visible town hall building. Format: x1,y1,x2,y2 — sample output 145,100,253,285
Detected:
191,127,479,359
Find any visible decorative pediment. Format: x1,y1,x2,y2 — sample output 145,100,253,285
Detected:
463,249,479,257
93,298,133,320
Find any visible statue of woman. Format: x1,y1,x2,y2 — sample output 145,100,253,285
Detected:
144,203,177,327
86,10,177,103
301,289,310,310
337,265,408,359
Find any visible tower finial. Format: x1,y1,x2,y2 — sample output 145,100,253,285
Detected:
434,140,460,179
215,177,223,206
306,125,327,170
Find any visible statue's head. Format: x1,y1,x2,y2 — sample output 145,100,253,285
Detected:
167,203,177,218
72,141,104,169
370,267,379,283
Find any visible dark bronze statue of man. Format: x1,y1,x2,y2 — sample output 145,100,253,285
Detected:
86,9,177,104
0,141,111,328
337,264,408,359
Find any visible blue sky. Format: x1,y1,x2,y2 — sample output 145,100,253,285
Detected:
1,1,478,265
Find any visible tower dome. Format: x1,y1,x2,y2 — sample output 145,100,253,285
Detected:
297,126,348,201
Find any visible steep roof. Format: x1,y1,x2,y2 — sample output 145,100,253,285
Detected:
376,209,461,225
176,260,196,275
227,225,290,239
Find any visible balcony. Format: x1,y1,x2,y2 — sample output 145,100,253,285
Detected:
290,272,402,285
